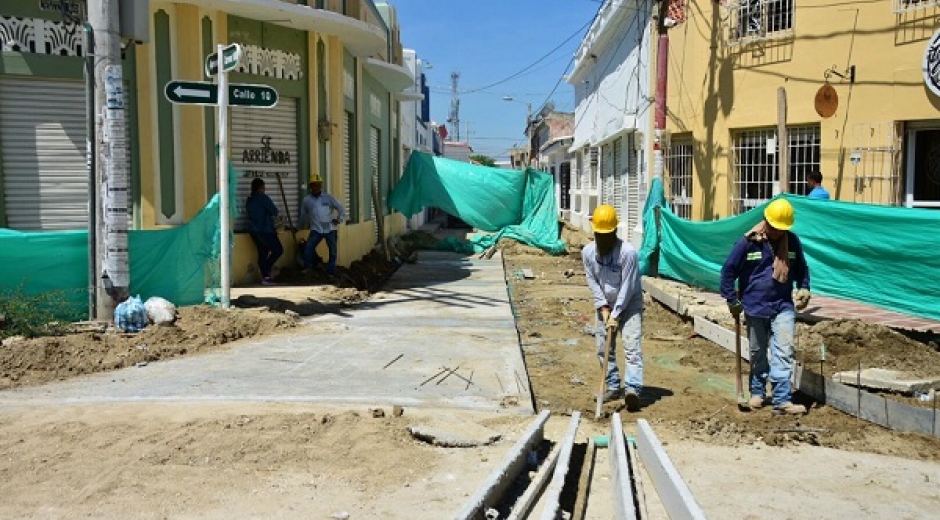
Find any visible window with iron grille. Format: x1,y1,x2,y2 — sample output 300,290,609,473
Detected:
731,125,820,214
892,0,940,13
666,138,693,220
729,0,793,44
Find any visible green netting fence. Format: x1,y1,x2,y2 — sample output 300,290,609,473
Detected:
389,151,566,254
639,177,940,322
0,163,239,321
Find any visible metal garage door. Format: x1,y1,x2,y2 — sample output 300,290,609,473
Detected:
0,76,87,230
343,110,353,215
231,98,298,231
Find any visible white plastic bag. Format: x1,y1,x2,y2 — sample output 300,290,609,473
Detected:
144,296,178,326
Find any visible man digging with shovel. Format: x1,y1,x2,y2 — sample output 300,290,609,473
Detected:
583,205,644,413
720,198,811,416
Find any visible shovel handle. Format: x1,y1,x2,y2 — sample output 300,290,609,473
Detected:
735,314,743,400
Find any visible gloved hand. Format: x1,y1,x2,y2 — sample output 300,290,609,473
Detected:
795,289,811,311
605,314,618,330
728,300,743,318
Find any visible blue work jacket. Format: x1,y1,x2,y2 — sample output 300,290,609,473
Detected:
719,232,811,318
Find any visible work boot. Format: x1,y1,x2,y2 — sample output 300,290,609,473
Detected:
748,395,765,409
602,388,623,403
772,402,807,416
624,389,641,412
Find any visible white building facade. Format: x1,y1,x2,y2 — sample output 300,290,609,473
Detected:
400,48,432,229
566,0,652,245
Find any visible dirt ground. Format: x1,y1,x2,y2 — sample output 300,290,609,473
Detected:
502,224,940,462
1,225,939,518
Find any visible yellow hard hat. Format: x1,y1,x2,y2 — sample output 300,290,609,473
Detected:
591,204,619,234
309,174,323,184
764,198,794,230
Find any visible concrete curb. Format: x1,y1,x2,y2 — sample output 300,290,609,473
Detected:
538,411,581,520
454,410,551,520
636,419,708,520
610,413,638,520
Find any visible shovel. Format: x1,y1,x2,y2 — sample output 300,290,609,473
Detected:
735,313,750,411
274,173,305,269
595,323,616,419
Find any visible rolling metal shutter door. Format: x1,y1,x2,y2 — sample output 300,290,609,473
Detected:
0,77,87,230
601,143,613,206
626,134,641,234
369,126,379,223
612,137,625,219
231,98,298,231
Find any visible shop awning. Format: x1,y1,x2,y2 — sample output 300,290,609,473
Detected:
364,58,415,93
181,0,386,57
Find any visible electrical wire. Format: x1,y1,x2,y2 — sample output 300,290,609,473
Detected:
462,14,599,94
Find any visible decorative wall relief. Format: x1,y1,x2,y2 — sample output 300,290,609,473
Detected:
0,16,84,56
236,44,302,80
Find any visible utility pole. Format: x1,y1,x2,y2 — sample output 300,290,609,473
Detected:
89,0,130,320
652,0,671,182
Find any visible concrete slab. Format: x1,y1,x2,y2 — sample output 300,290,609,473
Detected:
0,252,534,415
832,368,940,394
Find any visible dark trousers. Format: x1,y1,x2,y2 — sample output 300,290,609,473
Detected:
250,232,283,278
305,230,338,274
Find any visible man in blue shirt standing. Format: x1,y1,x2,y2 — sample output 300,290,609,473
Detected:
299,174,346,276
806,171,830,199
720,198,811,415
245,178,283,285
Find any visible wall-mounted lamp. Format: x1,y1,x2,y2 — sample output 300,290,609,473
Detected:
825,64,856,84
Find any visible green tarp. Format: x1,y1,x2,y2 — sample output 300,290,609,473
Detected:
389,152,566,254
0,165,239,320
640,177,940,322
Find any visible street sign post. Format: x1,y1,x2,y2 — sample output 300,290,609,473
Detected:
164,81,278,108
205,43,242,77
162,42,280,309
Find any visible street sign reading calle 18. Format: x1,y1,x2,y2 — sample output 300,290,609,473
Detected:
164,80,279,108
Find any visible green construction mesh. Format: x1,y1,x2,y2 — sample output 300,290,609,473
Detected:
0,162,240,320
389,151,566,254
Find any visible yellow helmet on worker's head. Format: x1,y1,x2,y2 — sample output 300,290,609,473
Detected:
591,204,619,234
308,174,323,184
764,198,794,231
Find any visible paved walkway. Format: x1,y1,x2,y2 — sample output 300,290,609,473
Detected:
0,252,534,414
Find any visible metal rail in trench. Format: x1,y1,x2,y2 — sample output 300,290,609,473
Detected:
454,411,707,520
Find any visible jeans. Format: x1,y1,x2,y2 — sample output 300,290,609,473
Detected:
305,229,338,275
595,308,643,393
249,232,283,278
747,310,795,406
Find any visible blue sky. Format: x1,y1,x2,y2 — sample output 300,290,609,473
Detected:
393,1,602,161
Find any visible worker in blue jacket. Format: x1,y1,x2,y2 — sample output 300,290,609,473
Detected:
245,178,283,285
720,198,811,415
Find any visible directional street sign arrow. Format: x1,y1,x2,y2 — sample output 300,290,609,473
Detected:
229,83,278,108
164,80,278,108
206,43,242,77
164,80,218,105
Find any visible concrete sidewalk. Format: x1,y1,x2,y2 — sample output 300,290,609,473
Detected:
0,252,534,414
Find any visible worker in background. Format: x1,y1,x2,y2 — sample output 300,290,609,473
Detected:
299,174,346,277
582,204,644,412
245,178,283,285
720,198,811,415
806,171,831,200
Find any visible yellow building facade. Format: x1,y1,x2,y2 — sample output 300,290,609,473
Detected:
660,0,940,220
137,1,410,284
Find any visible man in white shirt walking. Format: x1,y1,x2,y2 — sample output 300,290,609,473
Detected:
299,174,346,276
